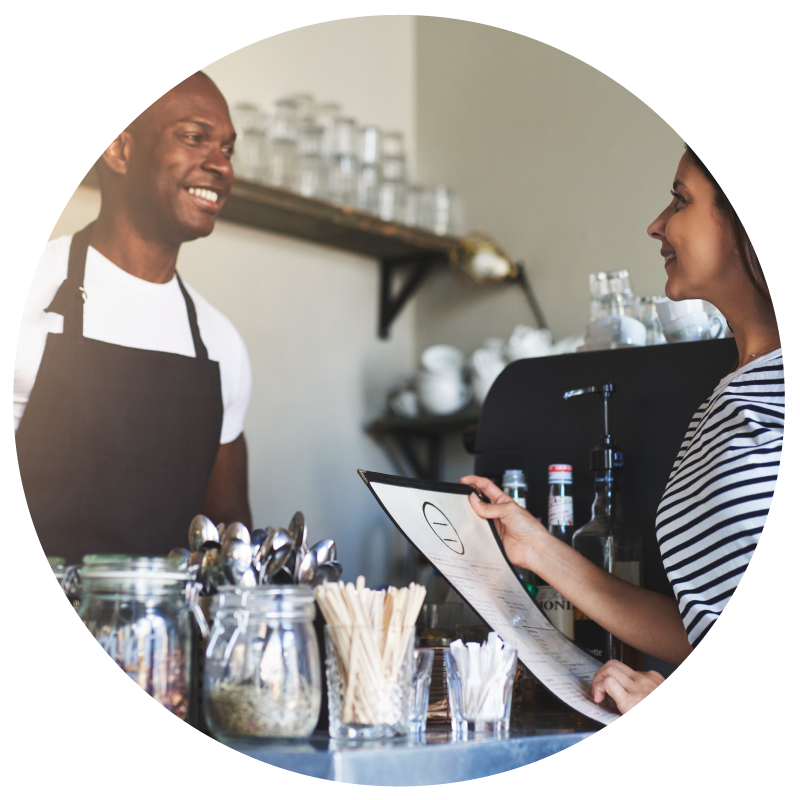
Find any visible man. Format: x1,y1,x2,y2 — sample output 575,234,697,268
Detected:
15,72,253,563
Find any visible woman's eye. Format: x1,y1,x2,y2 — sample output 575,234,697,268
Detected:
670,190,686,207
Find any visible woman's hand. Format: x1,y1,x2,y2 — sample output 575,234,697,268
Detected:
460,474,548,572
591,659,665,714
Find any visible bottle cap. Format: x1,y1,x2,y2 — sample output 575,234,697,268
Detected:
548,464,573,484
502,469,527,488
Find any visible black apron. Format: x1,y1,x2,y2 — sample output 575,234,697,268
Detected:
16,224,224,563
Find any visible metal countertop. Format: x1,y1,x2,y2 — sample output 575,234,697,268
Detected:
225,706,603,785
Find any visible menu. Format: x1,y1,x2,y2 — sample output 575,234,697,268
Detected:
359,470,619,725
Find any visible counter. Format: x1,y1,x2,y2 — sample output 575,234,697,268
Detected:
223,706,603,785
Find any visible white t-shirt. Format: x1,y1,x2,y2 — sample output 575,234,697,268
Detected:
14,235,252,445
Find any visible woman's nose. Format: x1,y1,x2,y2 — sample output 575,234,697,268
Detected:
648,206,669,240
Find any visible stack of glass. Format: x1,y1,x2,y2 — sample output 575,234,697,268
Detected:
589,270,635,320
229,94,457,236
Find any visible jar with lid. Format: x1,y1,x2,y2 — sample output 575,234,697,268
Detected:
204,584,321,740
78,554,207,721
48,556,66,583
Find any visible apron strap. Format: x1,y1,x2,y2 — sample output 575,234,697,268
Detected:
44,222,94,337
176,273,209,361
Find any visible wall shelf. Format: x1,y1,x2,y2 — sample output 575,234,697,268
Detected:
81,170,460,337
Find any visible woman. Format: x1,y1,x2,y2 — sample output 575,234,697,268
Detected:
462,145,783,714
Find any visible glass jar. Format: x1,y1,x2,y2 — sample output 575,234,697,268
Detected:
204,585,321,740
78,555,205,721
48,556,66,582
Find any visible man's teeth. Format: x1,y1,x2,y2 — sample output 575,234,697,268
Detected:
188,187,219,202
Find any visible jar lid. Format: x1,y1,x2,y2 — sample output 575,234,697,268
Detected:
80,554,189,582
211,583,316,616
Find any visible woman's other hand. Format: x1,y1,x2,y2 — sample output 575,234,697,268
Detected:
591,659,665,714
460,474,547,571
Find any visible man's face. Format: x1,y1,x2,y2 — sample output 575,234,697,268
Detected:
122,74,236,243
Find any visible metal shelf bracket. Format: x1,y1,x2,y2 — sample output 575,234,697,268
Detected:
378,255,439,339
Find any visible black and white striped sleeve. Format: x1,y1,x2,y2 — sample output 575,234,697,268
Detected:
655,352,783,647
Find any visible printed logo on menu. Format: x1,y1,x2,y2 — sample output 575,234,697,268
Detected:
422,502,465,555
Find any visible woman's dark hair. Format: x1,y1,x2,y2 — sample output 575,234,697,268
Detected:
684,145,770,302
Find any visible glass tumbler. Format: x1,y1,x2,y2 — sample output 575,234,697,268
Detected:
444,646,517,735
297,123,325,198
325,624,415,739
407,648,434,735
636,296,667,345
204,585,321,740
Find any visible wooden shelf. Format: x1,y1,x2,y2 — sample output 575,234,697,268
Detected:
81,169,460,262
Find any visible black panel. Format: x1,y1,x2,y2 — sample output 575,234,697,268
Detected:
473,338,739,598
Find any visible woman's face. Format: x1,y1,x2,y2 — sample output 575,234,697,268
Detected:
647,153,738,302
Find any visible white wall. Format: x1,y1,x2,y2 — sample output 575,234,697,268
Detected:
205,15,417,171
44,16,419,586
414,18,685,354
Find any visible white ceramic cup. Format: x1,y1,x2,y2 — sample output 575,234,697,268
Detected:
417,371,470,415
585,315,646,348
654,298,705,327
662,312,723,343
420,345,465,374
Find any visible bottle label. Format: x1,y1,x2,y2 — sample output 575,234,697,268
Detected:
548,496,573,526
537,586,574,639
612,561,641,587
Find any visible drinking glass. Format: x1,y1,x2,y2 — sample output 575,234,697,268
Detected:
297,123,325,197
325,624,415,739
407,649,435,736
382,131,405,158
326,117,358,205
636,296,667,345
230,103,267,183
419,185,454,236
378,155,407,222
444,645,517,735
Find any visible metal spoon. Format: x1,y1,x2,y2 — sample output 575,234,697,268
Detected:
250,529,269,564
221,538,252,585
288,512,306,552
222,521,251,548
296,550,317,584
264,543,293,583
188,515,219,552
326,561,344,581
239,566,258,589
168,547,192,566
254,527,279,577
310,561,340,586
309,539,336,565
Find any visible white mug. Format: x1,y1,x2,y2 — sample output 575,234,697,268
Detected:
662,312,723,343
470,347,507,404
420,345,466,374
585,315,647,348
654,297,705,328
417,371,470,415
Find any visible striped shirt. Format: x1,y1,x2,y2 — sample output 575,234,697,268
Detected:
655,348,783,647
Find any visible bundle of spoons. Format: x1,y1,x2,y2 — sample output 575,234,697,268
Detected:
170,511,343,595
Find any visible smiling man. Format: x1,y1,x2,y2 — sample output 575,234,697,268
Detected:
15,72,253,563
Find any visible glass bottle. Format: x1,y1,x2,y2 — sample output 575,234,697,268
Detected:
572,468,642,662
501,469,527,508
534,465,575,639
501,470,538,600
